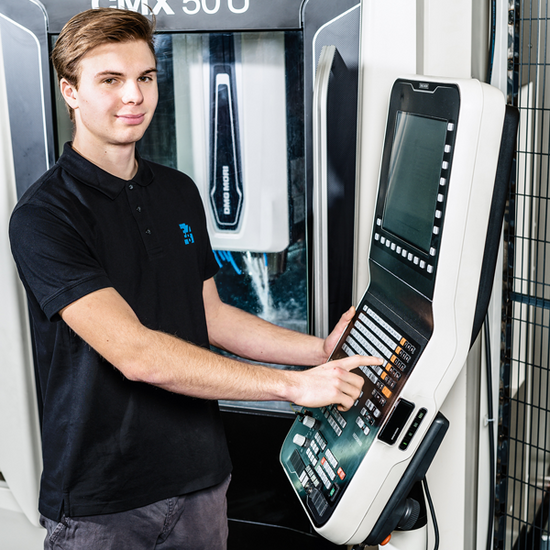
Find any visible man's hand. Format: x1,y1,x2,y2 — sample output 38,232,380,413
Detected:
322,306,356,361
288,354,384,412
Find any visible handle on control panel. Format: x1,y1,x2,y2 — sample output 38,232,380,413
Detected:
312,45,337,338
470,105,519,347
363,412,449,546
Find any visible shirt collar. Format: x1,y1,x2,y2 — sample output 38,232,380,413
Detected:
57,142,154,200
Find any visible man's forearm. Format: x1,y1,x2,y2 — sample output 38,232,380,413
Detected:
206,300,328,367
124,326,295,400
202,276,353,368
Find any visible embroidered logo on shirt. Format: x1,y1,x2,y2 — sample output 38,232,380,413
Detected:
179,223,195,245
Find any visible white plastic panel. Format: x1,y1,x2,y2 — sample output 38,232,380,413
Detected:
0,23,42,528
174,33,289,253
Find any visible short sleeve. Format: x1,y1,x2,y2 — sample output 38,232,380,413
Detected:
9,203,112,321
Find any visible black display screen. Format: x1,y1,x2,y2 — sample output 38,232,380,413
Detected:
382,112,448,253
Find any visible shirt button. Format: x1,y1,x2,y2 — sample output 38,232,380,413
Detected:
128,184,134,190
145,229,151,235
136,206,142,213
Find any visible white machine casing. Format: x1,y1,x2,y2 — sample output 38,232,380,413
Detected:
281,76,507,545
183,33,289,253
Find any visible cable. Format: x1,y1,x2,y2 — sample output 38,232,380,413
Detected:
213,250,243,275
484,315,496,550
422,477,439,550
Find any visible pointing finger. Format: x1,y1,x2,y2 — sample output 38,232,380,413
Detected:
332,354,383,372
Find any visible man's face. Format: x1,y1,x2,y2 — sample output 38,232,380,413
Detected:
62,39,158,149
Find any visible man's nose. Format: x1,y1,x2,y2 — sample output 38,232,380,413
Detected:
121,80,144,104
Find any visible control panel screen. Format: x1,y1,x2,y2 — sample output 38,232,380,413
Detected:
371,81,459,299
382,112,448,254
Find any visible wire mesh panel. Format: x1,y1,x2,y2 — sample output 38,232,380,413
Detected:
498,1,550,548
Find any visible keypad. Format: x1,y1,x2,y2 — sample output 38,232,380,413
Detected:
340,304,418,423
284,301,423,522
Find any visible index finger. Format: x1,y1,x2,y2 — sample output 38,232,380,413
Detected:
331,354,384,372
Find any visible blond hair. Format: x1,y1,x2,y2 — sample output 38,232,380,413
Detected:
51,8,156,121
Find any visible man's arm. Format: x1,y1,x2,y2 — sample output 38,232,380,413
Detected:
60,284,382,410
202,277,350,367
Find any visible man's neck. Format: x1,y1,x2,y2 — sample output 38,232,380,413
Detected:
72,135,138,181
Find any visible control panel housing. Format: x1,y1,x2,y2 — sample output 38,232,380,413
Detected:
280,76,512,545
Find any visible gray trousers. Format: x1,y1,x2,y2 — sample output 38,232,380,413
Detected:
40,476,230,550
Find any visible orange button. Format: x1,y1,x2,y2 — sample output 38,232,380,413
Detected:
391,354,397,363
382,387,392,398
381,534,392,546
401,337,407,346
395,346,402,355
381,372,387,380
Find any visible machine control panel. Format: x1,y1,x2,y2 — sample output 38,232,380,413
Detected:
281,296,427,526
280,76,515,545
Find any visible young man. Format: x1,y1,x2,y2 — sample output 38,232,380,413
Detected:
9,8,381,550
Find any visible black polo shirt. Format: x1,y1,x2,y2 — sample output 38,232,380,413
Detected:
9,143,232,522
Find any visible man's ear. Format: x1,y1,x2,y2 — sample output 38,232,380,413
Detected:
60,78,78,109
